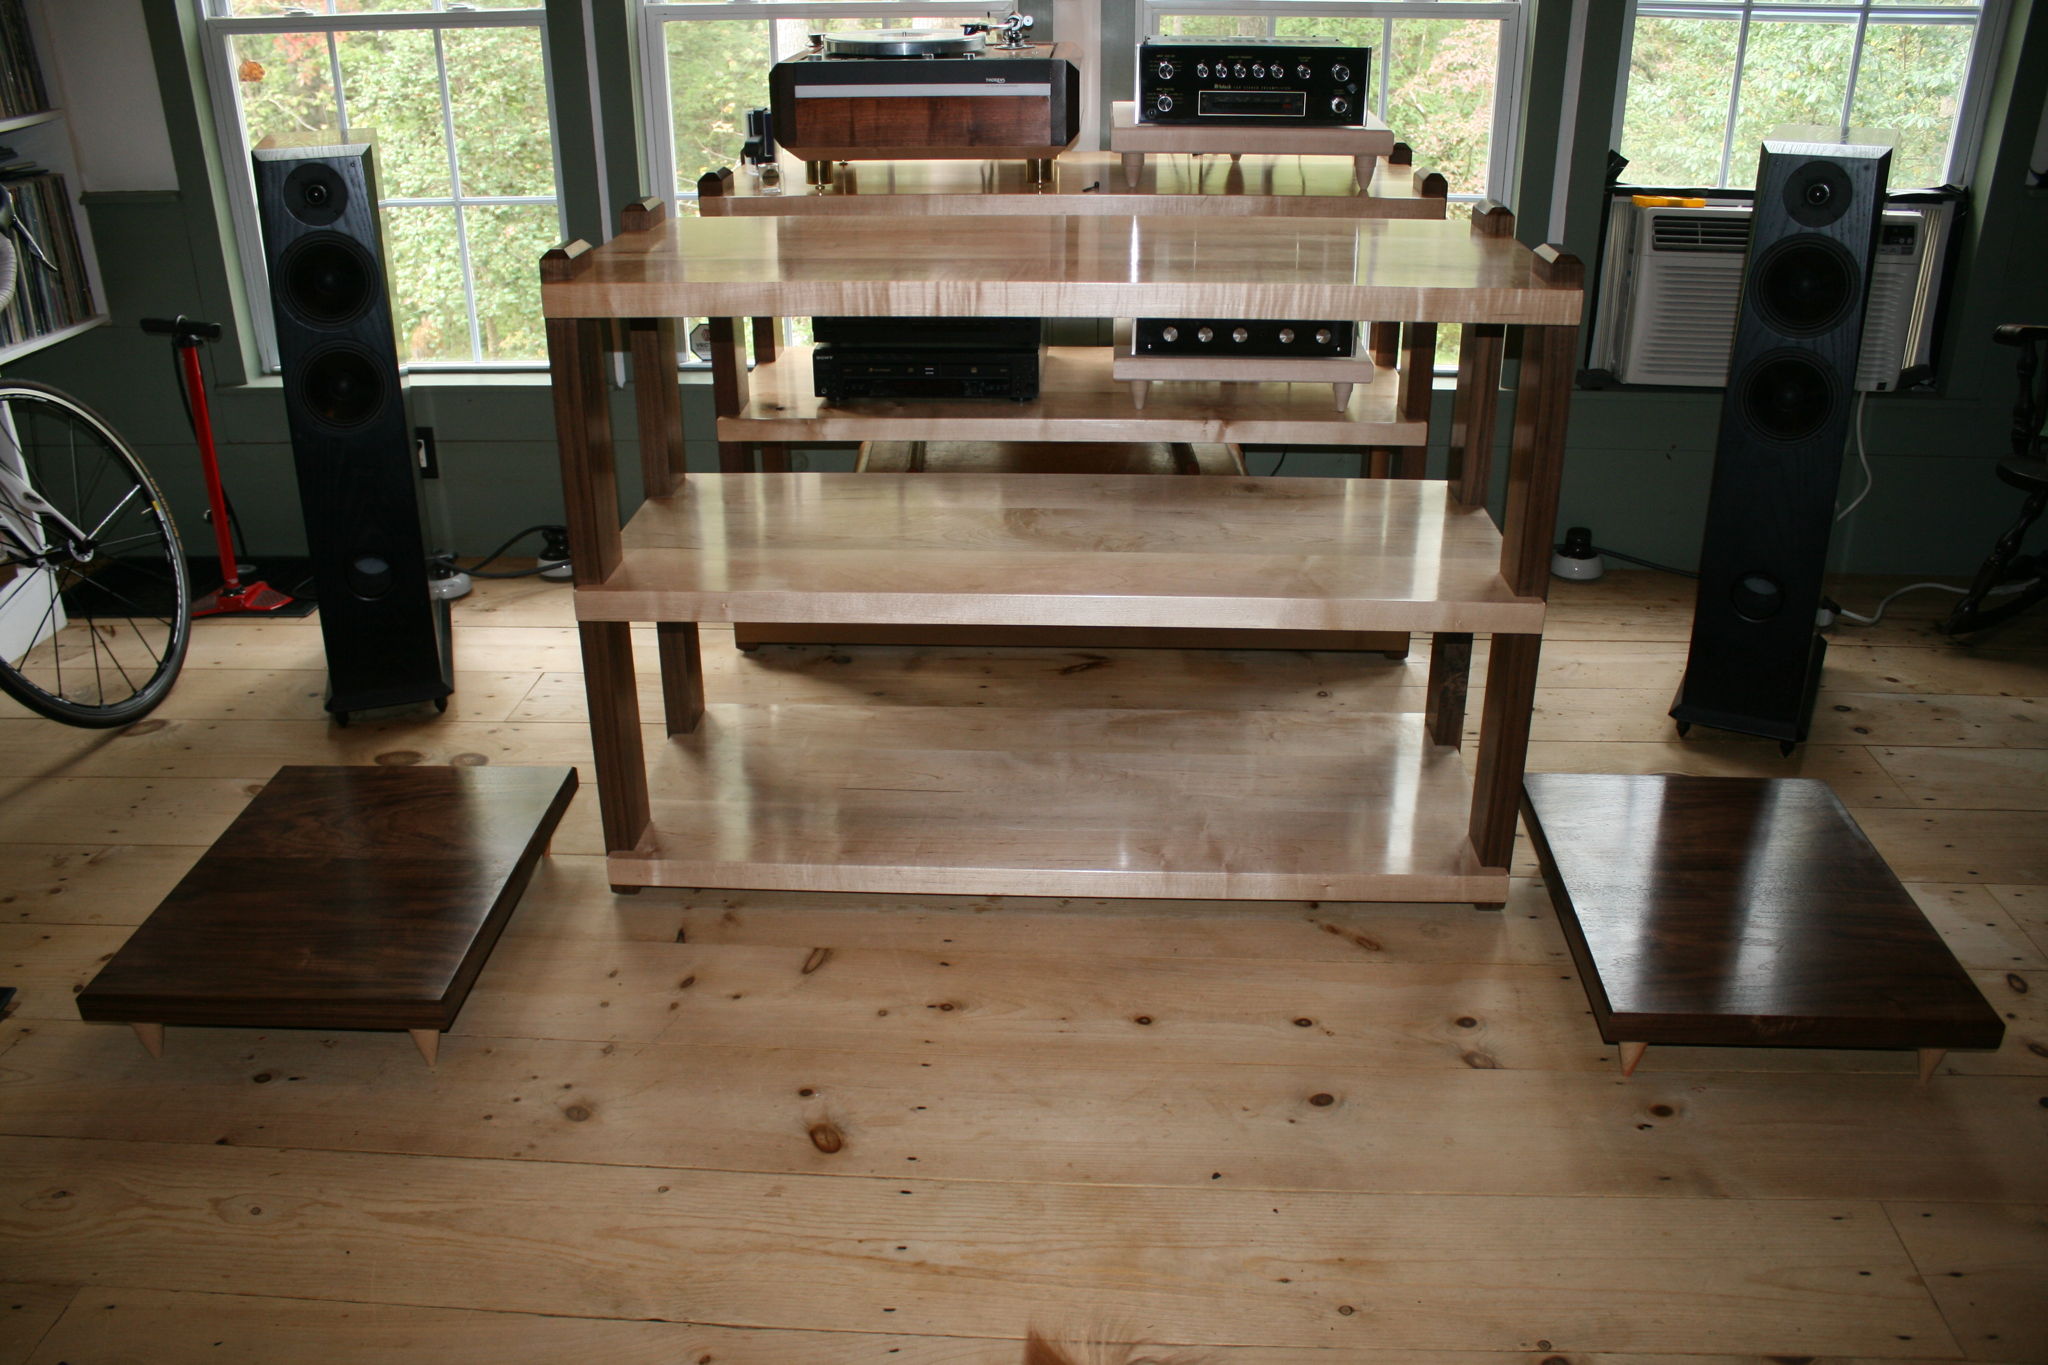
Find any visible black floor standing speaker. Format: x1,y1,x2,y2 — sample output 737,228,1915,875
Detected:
1672,141,1890,749
253,142,452,723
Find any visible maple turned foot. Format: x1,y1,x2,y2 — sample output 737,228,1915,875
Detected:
1618,1041,1648,1076
1918,1048,1946,1084
1121,151,1144,185
1332,382,1353,412
411,1028,440,1068
132,1022,164,1058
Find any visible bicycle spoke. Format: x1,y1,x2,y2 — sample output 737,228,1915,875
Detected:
6,582,60,675
68,573,176,632
0,561,46,614
86,481,145,542
94,528,179,556
92,620,142,697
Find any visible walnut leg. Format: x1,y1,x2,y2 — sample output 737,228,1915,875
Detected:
1618,1041,1648,1076
1446,323,1507,507
1917,1048,1946,1084
545,314,624,585
1369,321,1399,370
1426,632,1473,748
627,317,685,501
657,622,705,735
757,442,792,473
710,317,752,472
1468,298,1578,871
131,1022,164,1058
411,1029,440,1068
1393,321,1436,478
1468,632,1543,868
578,620,650,855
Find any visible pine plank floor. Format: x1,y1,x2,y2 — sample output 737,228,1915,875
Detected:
0,569,2043,1364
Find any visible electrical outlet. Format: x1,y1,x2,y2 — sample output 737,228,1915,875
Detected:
415,426,439,479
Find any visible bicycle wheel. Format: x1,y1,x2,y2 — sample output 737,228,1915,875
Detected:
0,381,191,726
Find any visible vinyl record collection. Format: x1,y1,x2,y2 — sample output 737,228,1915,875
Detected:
0,0,50,119
0,170,95,347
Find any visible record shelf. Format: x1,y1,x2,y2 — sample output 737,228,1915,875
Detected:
541,203,1580,905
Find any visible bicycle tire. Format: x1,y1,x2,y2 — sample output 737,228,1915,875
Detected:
0,380,192,727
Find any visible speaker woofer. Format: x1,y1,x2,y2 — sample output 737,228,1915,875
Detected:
279,233,377,328
1751,235,1857,338
295,344,388,429
1738,349,1837,445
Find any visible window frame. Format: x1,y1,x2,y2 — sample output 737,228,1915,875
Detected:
1137,0,1529,205
638,0,1012,211
1613,0,2013,192
193,1,568,373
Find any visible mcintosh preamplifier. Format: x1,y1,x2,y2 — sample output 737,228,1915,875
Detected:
1136,36,1370,126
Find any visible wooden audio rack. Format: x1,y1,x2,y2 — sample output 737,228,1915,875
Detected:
541,201,1580,905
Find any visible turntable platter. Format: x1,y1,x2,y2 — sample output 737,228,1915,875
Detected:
821,28,981,59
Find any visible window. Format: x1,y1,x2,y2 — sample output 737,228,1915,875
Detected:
1140,1,1529,202
195,0,565,368
640,2,1009,203
1618,0,2009,191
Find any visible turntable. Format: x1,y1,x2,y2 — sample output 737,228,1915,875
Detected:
768,17,1082,182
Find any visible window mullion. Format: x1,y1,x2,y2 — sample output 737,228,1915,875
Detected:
1377,16,1392,125
430,28,486,364
1715,8,1752,187
1838,3,1872,143
327,31,350,139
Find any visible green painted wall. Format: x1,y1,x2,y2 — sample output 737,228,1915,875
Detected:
11,0,2046,579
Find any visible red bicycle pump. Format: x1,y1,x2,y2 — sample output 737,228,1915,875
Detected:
145,315,295,617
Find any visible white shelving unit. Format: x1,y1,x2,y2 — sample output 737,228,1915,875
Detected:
0,0,108,366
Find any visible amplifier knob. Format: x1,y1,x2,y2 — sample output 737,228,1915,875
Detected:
1233,62,1247,79
1231,327,1249,343
1161,326,1179,343
1330,95,1350,116
1331,63,1352,83
1155,94,1174,113
1297,63,1312,81
1195,62,1209,79
1251,64,1266,79
1196,326,1215,343
1315,328,1334,346
1278,328,1296,344
1155,59,1176,80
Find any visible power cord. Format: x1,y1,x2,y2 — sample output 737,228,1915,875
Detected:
1836,390,1875,522
1589,541,1698,578
430,523,571,580
1834,576,2041,626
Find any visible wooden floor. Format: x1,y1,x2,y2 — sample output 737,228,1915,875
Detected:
0,569,2042,1364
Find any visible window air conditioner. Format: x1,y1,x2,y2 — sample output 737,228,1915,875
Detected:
1605,203,1940,392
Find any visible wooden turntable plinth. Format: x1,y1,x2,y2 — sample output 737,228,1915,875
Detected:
769,38,1083,167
